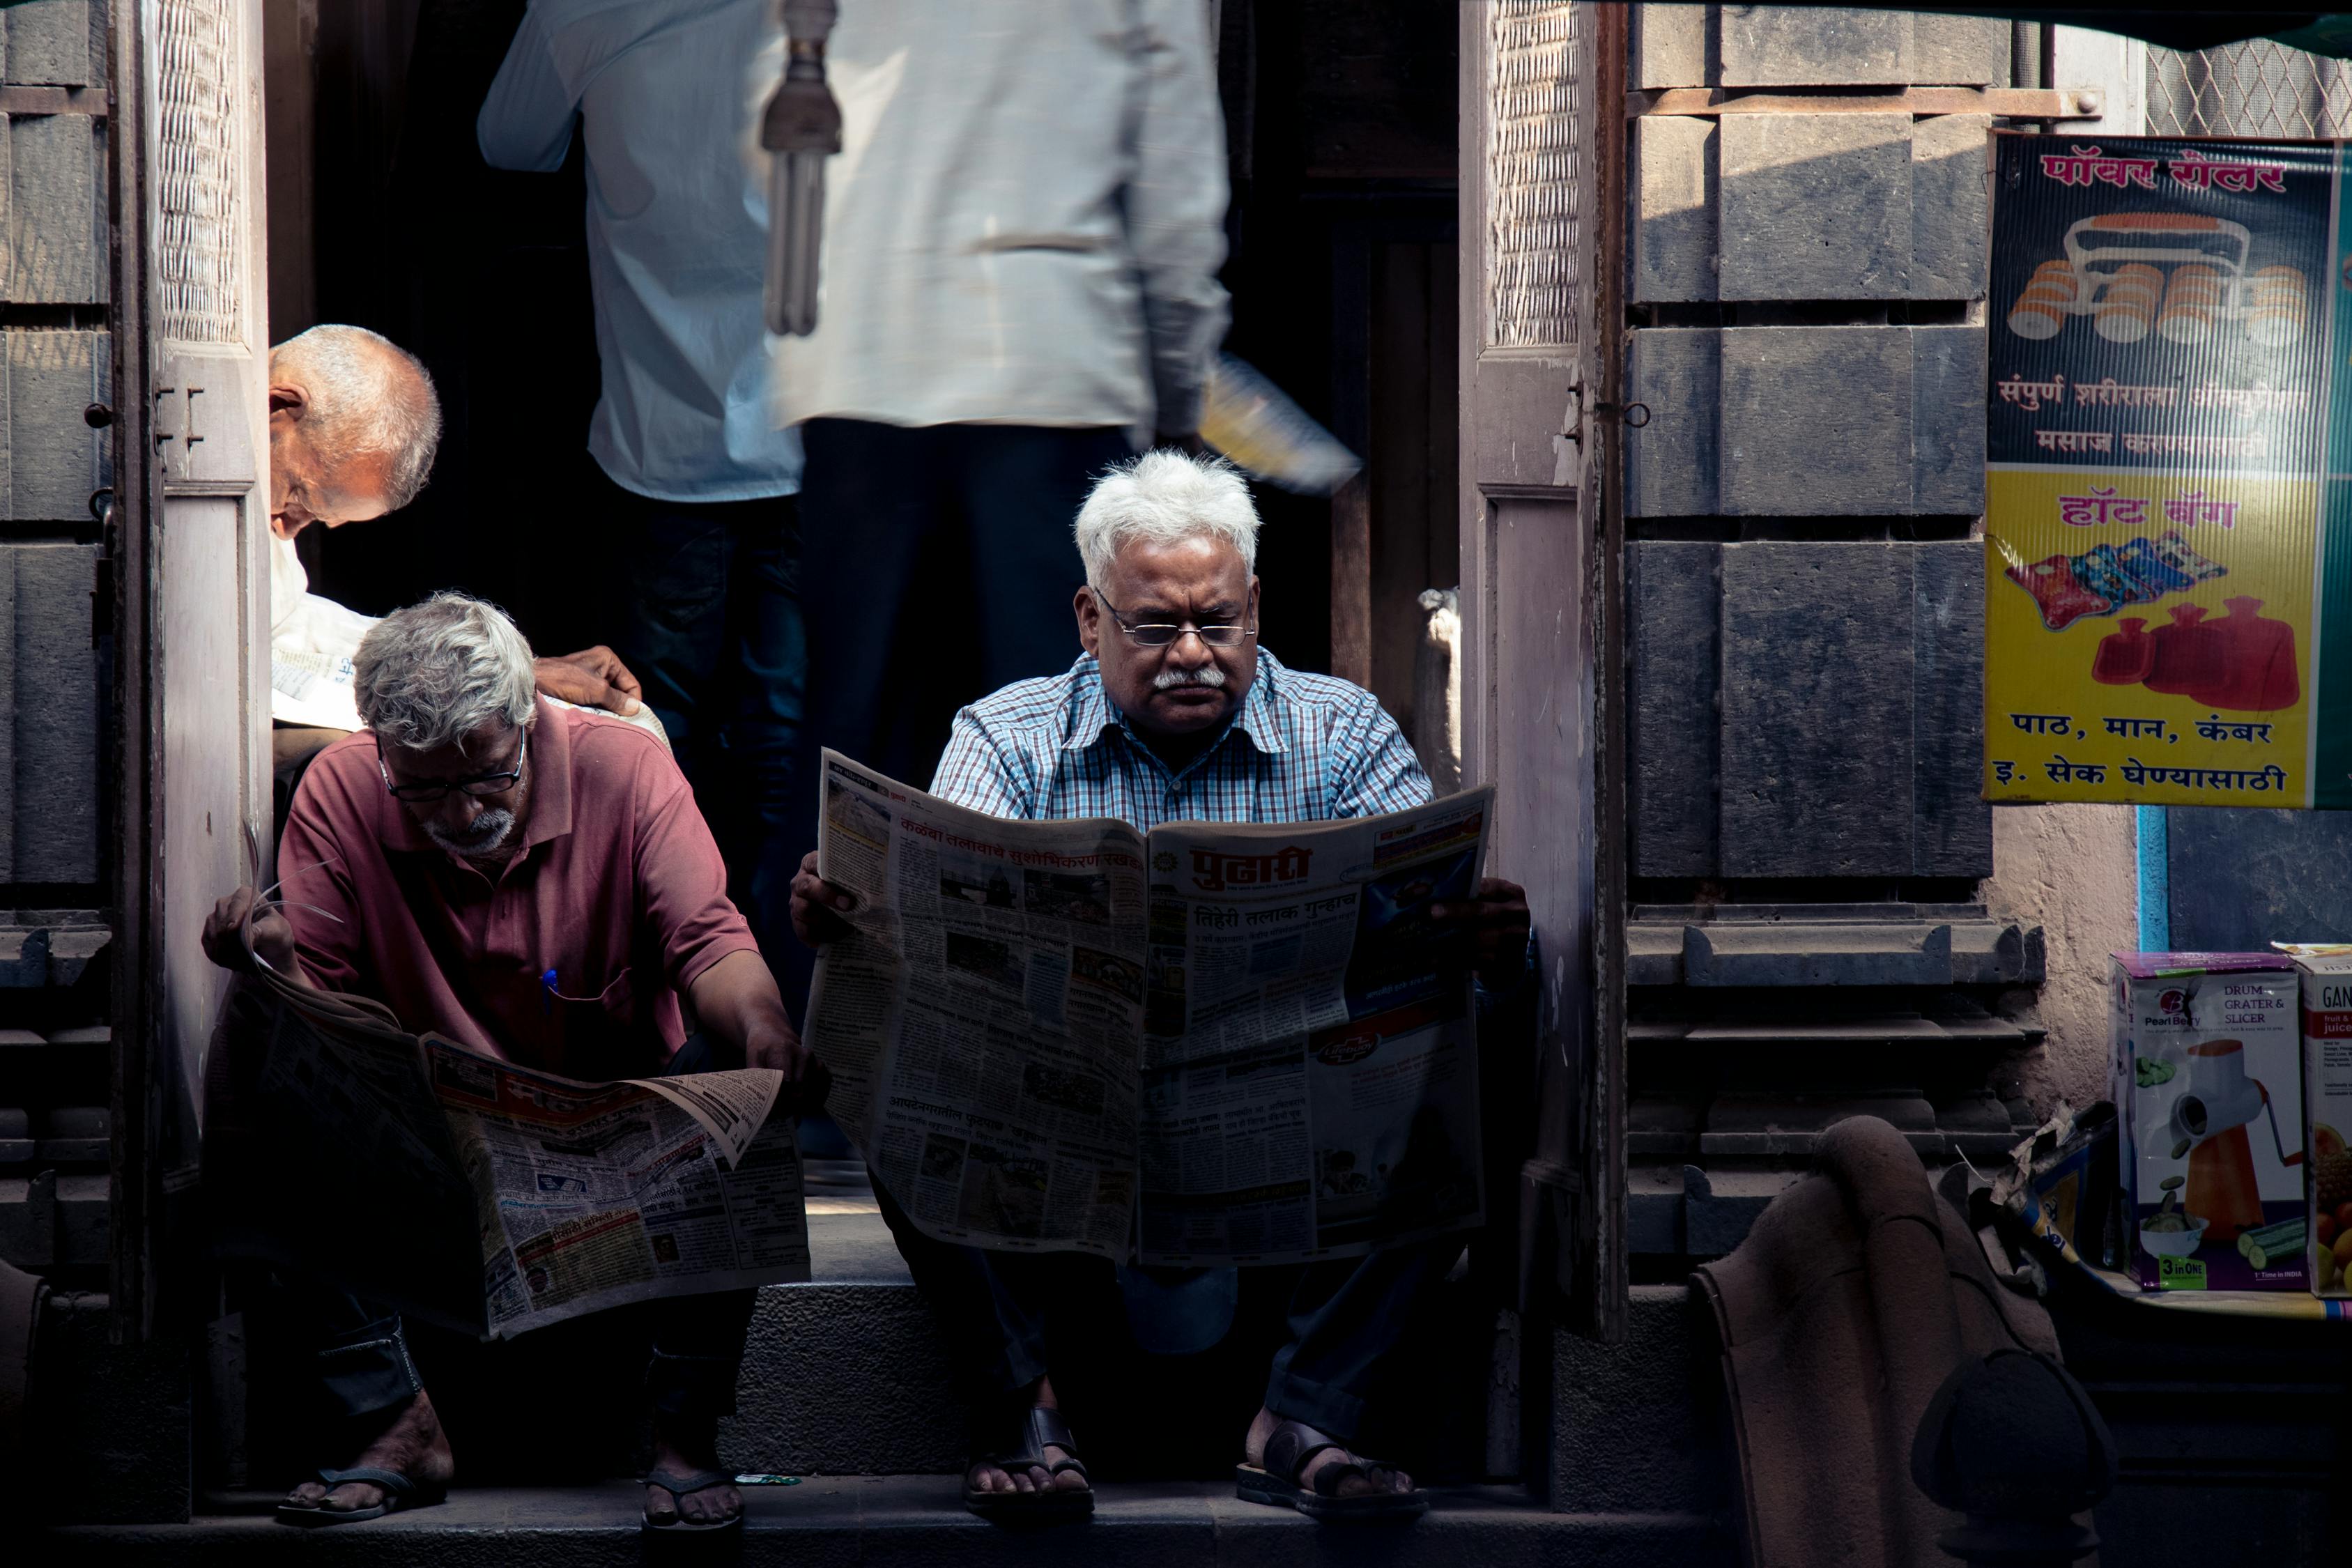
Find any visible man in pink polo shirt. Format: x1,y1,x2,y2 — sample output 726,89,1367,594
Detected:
203,591,822,1534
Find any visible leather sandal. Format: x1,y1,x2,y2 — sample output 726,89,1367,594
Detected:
275,1465,445,1526
964,1404,1094,1522
1235,1419,1427,1522
642,1468,744,1534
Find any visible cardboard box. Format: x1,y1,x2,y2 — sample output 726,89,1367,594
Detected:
2292,951,2352,1296
2111,953,2306,1291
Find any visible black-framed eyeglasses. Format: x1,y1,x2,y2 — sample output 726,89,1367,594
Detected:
378,728,528,804
1091,589,1256,649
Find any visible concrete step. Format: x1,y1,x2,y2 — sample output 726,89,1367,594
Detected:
45,1478,1730,1566
217,1210,1514,1491
721,1210,1507,1482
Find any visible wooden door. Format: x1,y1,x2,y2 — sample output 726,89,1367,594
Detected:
1456,0,1624,1343
110,0,272,1334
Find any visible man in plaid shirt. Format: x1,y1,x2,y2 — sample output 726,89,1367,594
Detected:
793,451,1531,1523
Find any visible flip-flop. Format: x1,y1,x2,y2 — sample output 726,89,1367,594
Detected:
275,1465,441,1526
643,1468,745,1534
964,1405,1094,1522
1235,1419,1427,1522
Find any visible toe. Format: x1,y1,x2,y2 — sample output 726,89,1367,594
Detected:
284,1482,327,1508
645,1487,679,1524
684,1485,740,1524
324,1483,383,1513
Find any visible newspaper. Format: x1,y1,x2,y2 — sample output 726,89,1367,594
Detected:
217,954,810,1339
806,749,1492,1265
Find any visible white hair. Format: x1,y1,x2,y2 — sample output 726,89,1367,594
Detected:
1073,450,1259,587
268,324,443,509
354,591,537,753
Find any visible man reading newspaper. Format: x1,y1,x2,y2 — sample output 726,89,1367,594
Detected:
203,592,825,1534
790,452,1532,1522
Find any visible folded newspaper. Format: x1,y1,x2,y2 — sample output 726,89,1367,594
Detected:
805,750,1493,1266
210,944,810,1338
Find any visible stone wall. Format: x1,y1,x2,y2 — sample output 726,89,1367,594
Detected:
0,0,116,1282
1620,6,2093,1259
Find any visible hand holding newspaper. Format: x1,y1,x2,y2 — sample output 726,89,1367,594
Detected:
804,750,1493,1265
209,925,811,1339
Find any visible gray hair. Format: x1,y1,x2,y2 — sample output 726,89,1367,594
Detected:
268,324,443,510
1073,450,1259,586
354,591,537,753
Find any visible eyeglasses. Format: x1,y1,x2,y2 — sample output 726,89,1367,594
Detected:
1091,590,1256,649
378,729,528,804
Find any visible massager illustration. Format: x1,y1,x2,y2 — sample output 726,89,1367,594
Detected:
2006,214,2308,346
2154,1038,2304,1248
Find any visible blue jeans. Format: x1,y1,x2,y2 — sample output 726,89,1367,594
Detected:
283,1035,758,1423
604,480,804,971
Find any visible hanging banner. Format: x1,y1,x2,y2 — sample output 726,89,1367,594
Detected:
1983,132,2346,807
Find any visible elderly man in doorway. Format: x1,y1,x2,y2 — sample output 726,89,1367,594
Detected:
203,591,826,1533
265,325,647,816
792,451,1533,1523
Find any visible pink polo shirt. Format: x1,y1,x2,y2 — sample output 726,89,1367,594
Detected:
277,699,760,1080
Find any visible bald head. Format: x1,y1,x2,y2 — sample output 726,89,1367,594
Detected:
266,324,442,538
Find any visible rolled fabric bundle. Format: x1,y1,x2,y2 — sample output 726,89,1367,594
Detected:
2006,259,2077,340
2094,263,2163,344
2158,263,2225,345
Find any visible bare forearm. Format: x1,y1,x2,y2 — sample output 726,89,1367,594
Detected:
687,949,802,1069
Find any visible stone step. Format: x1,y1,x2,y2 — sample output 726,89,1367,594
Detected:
722,1210,1507,1482
45,1478,1732,1566
215,1210,1516,1491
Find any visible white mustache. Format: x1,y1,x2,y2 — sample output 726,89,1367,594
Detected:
1154,665,1227,691
429,807,516,856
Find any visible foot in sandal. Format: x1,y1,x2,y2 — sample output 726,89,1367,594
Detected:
275,1388,455,1525
964,1375,1093,1521
1235,1404,1427,1521
643,1411,743,1531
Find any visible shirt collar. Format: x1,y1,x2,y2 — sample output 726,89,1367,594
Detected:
374,696,575,862
1063,650,1291,759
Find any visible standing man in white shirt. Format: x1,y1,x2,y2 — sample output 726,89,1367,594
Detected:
479,0,806,966
266,324,643,820
763,0,1231,1006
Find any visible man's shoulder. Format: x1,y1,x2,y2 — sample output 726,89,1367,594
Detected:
563,706,682,783
962,661,1093,740
1257,651,1388,723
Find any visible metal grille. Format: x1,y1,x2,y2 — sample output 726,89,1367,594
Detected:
1486,1,1581,350
2147,40,2352,139
155,0,245,346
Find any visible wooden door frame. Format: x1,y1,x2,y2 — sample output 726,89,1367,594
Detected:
1455,0,1627,1346
107,0,162,1342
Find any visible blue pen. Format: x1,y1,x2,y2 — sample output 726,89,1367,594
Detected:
542,967,558,1016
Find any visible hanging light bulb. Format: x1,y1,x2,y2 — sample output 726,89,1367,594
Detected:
762,0,841,337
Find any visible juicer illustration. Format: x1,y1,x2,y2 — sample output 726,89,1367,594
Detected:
2006,213,2308,346
2164,1038,2303,1244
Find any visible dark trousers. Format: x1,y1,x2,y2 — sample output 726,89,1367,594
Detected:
784,420,1134,1009
281,1036,760,1424
871,1176,1460,1442
604,479,805,969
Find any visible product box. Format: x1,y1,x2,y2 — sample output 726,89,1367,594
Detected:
2111,953,2307,1291
2291,951,2352,1296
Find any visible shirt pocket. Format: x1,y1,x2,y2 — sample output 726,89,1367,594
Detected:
541,964,641,1063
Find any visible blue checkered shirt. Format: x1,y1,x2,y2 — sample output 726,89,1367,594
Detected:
930,650,1431,829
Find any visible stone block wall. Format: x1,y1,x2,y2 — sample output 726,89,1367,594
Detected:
0,0,114,1286
1620,7,2043,1263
